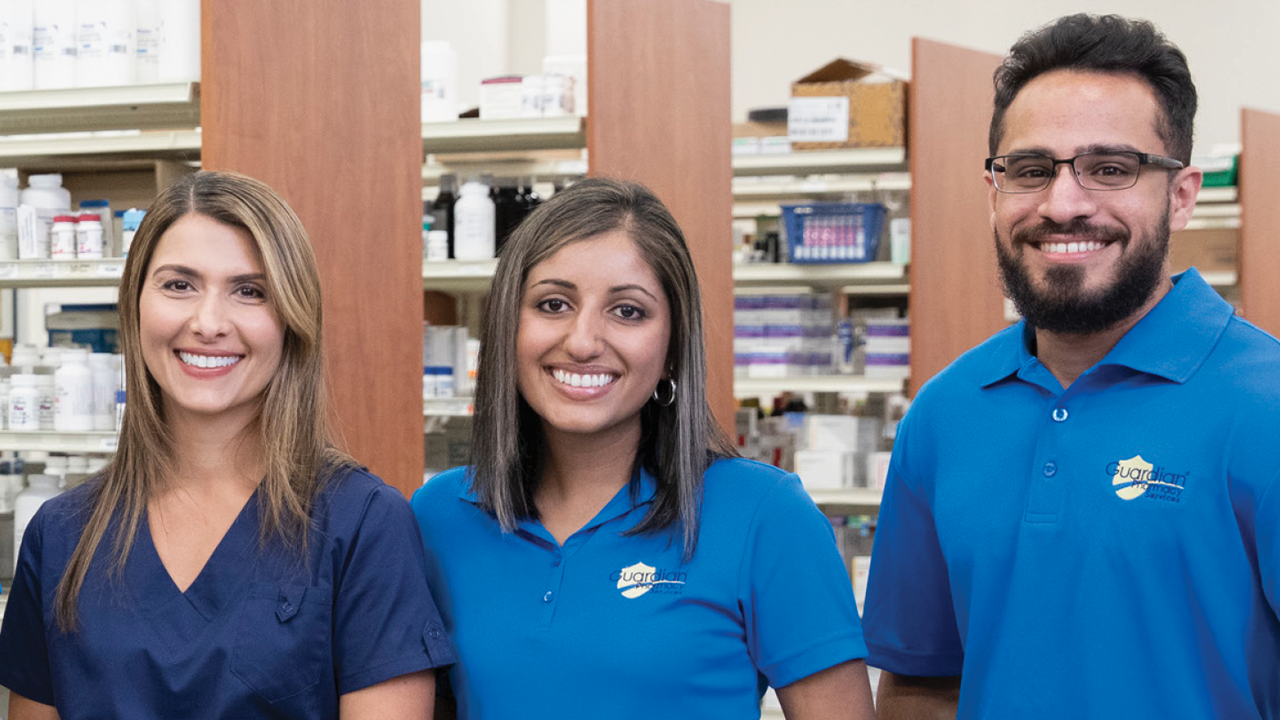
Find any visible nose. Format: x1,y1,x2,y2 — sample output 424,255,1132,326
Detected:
562,310,604,360
189,293,231,339
1037,164,1098,224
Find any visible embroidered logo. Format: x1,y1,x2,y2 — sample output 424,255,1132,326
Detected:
610,562,687,599
1106,455,1189,503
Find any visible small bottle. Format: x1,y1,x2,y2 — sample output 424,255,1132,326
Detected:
0,175,18,261
432,174,457,259
50,214,77,259
0,378,10,431
453,180,495,261
121,208,146,258
8,374,41,431
115,388,125,431
55,348,93,432
78,199,112,255
425,229,449,263
76,212,104,259
14,474,60,571
89,353,117,431
35,374,56,431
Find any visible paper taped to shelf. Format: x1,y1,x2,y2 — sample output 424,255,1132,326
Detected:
788,97,850,143
789,58,908,150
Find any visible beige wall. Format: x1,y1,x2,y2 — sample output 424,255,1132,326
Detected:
731,0,1280,154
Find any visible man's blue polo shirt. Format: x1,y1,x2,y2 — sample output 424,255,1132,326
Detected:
411,457,867,718
864,269,1280,719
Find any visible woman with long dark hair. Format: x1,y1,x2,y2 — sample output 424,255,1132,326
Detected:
0,171,453,719
412,177,874,718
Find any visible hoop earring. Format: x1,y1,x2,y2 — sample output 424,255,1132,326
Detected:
652,378,677,407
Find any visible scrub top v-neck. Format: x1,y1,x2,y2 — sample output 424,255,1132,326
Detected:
0,466,456,720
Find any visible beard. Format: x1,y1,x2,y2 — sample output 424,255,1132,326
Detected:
994,209,1170,335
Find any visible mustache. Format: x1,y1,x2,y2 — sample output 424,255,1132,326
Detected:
1012,218,1128,246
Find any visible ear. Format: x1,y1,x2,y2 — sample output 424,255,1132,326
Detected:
984,170,999,228
1166,165,1204,233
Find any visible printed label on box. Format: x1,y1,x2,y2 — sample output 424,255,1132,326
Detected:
788,97,850,142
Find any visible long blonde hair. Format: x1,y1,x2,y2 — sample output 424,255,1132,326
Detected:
55,171,351,631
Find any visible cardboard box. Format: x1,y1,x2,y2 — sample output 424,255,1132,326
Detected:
1168,227,1237,274
789,58,907,150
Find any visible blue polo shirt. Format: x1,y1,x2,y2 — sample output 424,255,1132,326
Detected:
412,457,866,718
0,466,455,719
864,269,1280,718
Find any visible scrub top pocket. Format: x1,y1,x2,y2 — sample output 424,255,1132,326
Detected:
231,581,334,703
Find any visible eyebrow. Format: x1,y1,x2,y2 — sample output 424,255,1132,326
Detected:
529,278,661,302
150,264,267,285
1003,143,1143,157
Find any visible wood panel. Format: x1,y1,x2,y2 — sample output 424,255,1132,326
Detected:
1239,108,1280,336
586,0,734,433
202,0,423,495
909,39,1005,392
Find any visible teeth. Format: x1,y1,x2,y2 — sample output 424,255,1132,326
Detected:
1041,240,1107,254
552,368,616,388
179,352,241,369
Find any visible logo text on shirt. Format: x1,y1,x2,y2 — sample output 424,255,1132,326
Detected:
1107,455,1189,503
610,562,687,599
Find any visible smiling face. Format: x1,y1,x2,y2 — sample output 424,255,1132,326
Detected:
987,69,1200,334
138,213,285,431
516,229,671,449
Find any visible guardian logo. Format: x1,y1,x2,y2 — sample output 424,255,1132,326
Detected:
1106,455,1189,503
610,562,687,599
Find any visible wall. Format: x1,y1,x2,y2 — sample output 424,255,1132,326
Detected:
731,0,1280,155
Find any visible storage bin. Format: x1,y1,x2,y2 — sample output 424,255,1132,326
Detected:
781,202,886,263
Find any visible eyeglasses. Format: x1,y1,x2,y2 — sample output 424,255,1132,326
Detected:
985,151,1184,193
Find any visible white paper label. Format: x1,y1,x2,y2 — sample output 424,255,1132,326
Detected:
788,97,850,143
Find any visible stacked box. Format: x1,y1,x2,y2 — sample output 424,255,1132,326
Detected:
864,318,910,378
734,293,834,378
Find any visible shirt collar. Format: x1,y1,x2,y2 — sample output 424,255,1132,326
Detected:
980,268,1233,388
458,464,659,530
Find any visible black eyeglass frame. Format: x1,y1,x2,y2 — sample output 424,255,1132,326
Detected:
984,151,1185,193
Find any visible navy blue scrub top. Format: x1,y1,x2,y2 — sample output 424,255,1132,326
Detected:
0,466,455,720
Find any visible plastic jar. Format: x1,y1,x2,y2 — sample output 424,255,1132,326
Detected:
76,213,104,259
35,374,56,431
55,348,93,431
453,181,496,261
121,208,146,258
9,344,40,372
0,0,35,92
78,199,113,255
50,214,77,259
32,0,75,89
20,173,71,260
89,353,117,431
8,374,40,431
0,175,18,260
74,0,135,88
0,378,10,431
14,474,60,570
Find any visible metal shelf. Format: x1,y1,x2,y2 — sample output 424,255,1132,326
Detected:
733,262,906,289
422,116,586,154
422,259,498,293
0,129,202,168
0,258,126,288
0,431,118,453
0,82,200,135
805,487,883,510
733,172,911,198
1196,186,1238,203
734,375,906,396
732,148,907,177
424,397,474,418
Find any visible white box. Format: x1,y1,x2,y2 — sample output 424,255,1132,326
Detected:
795,449,854,490
479,75,525,120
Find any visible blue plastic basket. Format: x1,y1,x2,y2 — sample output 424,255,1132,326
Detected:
780,202,886,264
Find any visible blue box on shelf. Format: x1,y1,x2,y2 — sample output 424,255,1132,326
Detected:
781,202,886,263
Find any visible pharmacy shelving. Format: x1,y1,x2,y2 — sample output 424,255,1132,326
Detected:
422,259,499,293
421,116,586,155
731,147,908,177
732,261,906,291
0,82,201,136
0,129,203,169
0,431,118,454
423,397,474,418
0,259,126,288
734,375,907,397
804,487,883,512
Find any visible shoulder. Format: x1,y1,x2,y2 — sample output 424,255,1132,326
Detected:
701,458,813,523
410,466,470,519
312,465,414,531
31,478,99,537
914,323,1021,404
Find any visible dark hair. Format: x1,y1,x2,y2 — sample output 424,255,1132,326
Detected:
990,14,1197,163
468,177,736,560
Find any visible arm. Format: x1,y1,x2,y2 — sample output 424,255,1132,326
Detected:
339,670,434,720
8,692,61,720
874,671,960,720
775,659,875,719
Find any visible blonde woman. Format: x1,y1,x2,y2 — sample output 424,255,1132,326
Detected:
0,171,453,719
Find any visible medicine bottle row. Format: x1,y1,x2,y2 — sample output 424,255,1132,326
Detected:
0,0,200,93
0,173,145,261
423,175,545,263
1,345,123,433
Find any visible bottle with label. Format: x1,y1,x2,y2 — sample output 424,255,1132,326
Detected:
14,474,60,571
8,374,40,431
0,175,18,261
76,212,104,259
36,374,56,431
19,174,71,260
431,174,457,259
50,214,78,259
121,208,146,258
0,0,35,92
78,199,113,255
75,0,136,87
89,353,116,431
0,378,10,431
453,180,496,261
55,348,93,432
32,0,75,89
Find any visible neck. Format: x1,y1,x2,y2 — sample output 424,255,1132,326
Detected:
162,404,266,496
1034,276,1173,388
536,422,640,506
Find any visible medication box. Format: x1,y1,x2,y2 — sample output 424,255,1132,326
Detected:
789,58,907,150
